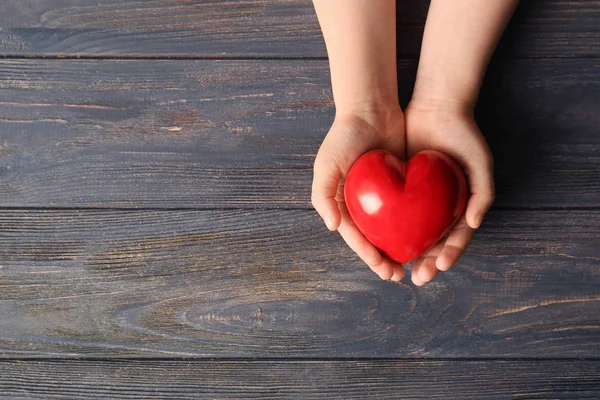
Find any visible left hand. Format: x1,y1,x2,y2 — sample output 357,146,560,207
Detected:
312,107,407,282
405,99,495,286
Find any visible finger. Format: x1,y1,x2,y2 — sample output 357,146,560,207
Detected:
411,256,426,286
416,255,440,285
465,192,494,229
463,153,495,229
416,242,445,285
337,205,394,280
390,260,405,282
311,155,343,231
337,218,392,280
436,216,475,271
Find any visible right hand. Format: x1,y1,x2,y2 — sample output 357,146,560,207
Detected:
404,99,495,286
312,107,406,282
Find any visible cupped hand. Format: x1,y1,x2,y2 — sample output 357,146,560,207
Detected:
312,107,406,281
405,99,495,286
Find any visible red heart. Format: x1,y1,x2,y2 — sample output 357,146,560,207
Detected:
344,149,467,263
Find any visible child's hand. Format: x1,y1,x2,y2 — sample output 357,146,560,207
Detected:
312,108,406,281
311,0,514,285
403,0,517,285
405,100,495,286
311,0,403,281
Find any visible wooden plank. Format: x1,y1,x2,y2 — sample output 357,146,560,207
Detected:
0,209,598,358
1,359,599,399
0,0,599,57
1,58,599,208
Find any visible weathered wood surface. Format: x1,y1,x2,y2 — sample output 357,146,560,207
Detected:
1,0,599,58
1,58,598,208
1,359,599,399
0,0,597,398
0,209,598,358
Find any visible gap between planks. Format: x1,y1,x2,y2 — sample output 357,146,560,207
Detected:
0,206,599,212
3,55,600,61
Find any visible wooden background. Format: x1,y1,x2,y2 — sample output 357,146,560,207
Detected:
0,0,599,398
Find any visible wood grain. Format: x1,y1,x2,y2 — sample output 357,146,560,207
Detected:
1,359,599,399
1,58,599,208
1,0,599,57
0,208,598,358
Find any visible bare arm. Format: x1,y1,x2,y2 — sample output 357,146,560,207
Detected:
312,0,399,119
406,0,519,285
412,0,520,109
312,0,406,281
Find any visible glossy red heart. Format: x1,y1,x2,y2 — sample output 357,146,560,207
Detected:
344,149,467,263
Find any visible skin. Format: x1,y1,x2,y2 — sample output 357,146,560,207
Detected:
312,0,519,285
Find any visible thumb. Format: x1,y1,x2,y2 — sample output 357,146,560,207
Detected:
311,155,343,231
462,152,495,229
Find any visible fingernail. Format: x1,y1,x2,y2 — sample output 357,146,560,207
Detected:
436,257,450,271
412,273,424,286
474,213,483,228
324,216,334,231
391,270,404,282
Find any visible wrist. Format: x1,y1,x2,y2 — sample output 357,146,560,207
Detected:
411,64,482,112
408,92,475,119
329,56,400,121
335,97,401,120
335,101,403,135
332,79,400,117
405,97,474,135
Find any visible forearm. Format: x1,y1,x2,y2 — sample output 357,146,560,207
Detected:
313,0,399,116
412,0,519,110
